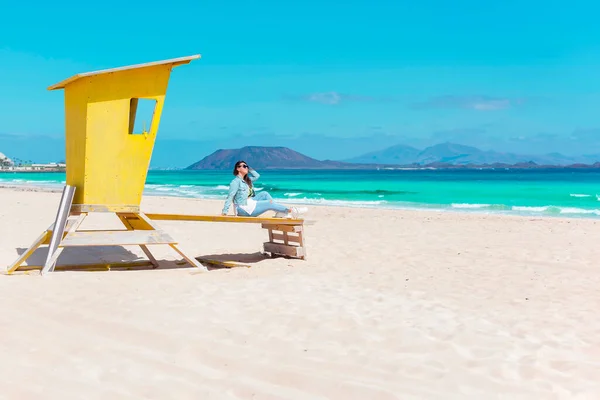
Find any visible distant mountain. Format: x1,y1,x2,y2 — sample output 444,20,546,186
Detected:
347,142,600,166
185,144,600,171
415,143,487,164
346,144,420,165
186,146,348,170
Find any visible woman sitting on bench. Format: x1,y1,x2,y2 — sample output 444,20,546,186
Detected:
221,160,307,218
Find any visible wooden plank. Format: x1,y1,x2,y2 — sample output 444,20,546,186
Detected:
271,232,302,244
261,224,302,232
48,55,201,90
60,230,176,247
169,244,208,271
136,213,162,230
6,230,50,274
195,257,251,269
71,204,140,213
131,214,161,267
17,260,154,272
117,213,158,231
139,245,159,268
43,215,80,241
46,216,81,241
45,213,87,274
298,231,306,260
117,214,159,268
117,214,133,229
263,242,305,258
298,231,305,246
121,216,152,230
146,213,304,225
44,247,65,274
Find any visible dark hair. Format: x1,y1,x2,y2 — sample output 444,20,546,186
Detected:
233,160,252,188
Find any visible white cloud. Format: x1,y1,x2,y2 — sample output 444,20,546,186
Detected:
411,95,522,111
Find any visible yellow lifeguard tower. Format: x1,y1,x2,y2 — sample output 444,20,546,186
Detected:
7,55,207,274
7,54,308,275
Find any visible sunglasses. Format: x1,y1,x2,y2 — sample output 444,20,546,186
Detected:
238,164,248,169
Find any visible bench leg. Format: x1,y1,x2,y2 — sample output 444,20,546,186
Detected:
261,224,306,260
169,244,208,271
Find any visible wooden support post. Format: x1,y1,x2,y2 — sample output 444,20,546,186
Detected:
6,230,51,274
261,223,306,260
263,242,305,258
43,212,87,274
138,246,159,269
298,230,307,260
169,244,208,272
117,213,159,268
41,185,76,275
283,231,289,245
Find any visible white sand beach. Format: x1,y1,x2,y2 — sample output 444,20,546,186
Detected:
1,187,599,399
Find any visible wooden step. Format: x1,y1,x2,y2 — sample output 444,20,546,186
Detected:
263,242,305,258
60,230,176,247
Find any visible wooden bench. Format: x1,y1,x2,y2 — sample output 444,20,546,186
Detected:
145,213,309,260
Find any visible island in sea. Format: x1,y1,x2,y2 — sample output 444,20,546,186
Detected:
185,143,600,170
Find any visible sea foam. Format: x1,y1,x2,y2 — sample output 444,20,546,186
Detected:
451,203,492,209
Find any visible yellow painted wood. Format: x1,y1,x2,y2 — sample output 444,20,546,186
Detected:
71,204,140,213
261,223,303,232
6,214,80,273
136,212,161,230
48,55,200,210
118,213,154,231
6,230,50,274
195,257,251,269
117,213,159,268
44,216,81,243
16,260,154,272
146,213,304,225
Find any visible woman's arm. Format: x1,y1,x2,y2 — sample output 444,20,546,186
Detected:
222,179,240,215
248,168,260,182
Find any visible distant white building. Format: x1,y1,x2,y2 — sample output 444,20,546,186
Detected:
0,155,66,171
0,152,13,167
30,162,66,171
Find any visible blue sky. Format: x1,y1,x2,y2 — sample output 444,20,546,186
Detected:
1,0,599,167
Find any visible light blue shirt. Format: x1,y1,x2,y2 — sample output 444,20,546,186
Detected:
222,170,260,214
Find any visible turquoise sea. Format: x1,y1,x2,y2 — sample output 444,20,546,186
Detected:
2,169,600,219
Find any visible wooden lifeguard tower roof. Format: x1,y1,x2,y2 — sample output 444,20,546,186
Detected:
47,54,201,90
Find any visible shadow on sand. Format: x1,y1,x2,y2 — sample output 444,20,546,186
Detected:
8,246,271,274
